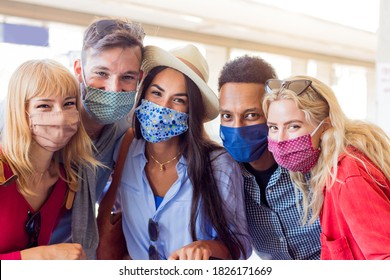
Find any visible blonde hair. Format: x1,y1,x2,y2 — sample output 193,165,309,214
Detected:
263,75,390,223
2,59,100,194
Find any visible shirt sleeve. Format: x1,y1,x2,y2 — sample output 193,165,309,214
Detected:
339,175,390,259
212,151,252,259
0,251,22,260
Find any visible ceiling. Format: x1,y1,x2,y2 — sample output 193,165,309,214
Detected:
2,0,380,63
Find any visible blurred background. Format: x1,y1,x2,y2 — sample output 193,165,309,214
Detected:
0,0,389,140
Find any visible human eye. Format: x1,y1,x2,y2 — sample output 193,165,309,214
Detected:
151,90,162,97
64,101,76,107
122,74,136,81
245,112,260,120
288,123,301,131
94,71,108,78
221,113,232,121
267,125,278,133
173,97,187,105
36,103,50,109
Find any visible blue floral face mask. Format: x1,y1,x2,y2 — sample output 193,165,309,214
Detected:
82,86,136,125
135,99,189,143
220,123,269,162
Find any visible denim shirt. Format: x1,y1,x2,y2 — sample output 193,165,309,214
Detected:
241,163,321,260
115,137,252,260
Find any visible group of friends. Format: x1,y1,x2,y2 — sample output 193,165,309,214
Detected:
0,18,389,260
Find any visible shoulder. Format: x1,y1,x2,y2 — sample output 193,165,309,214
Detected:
335,147,388,188
209,148,238,170
209,148,243,186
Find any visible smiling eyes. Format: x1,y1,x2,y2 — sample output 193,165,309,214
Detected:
35,100,76,110
94,71,136,81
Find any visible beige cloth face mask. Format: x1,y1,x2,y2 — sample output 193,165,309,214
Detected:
28,110,80,152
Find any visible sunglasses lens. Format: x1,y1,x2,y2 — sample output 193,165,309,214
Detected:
265,79,282,93
25,211,41,248
148,245,159,260
148,218,159,241
286,80,311,95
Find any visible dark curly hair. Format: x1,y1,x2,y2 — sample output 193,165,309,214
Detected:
218,55,277,90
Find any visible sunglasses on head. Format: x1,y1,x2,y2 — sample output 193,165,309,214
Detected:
265,79,321,96
25,210,41,248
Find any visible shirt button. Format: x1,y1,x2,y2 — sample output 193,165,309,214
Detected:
279,237,284,242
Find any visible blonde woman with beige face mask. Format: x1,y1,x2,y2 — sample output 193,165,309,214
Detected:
0,59,100,260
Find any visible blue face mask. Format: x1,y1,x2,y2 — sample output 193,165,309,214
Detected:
135,99,188,143
220,123,269,162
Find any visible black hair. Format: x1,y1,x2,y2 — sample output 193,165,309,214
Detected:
218,55,277,90
134,66,246,259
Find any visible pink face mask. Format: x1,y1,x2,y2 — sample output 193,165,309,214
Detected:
28,110,80,152
267,121,324,173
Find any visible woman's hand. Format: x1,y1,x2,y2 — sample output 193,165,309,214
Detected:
168,240,212,260
20,243,86,260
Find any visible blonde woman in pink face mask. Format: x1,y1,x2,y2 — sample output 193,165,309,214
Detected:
0,59,100,260
262,76,390,260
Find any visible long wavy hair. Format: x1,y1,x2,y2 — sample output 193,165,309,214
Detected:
2,59,100,195
134,66,246,259
263,75,390,223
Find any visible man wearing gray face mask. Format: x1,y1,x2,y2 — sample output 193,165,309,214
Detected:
49,18,145,259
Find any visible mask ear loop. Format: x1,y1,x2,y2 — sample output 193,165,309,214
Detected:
310,119,326,137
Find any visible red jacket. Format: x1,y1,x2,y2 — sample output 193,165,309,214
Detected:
0,160,68,260
320,148,390,259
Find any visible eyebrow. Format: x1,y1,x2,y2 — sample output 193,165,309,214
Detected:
91,66,139,75
219,107,260,114
34,96,76,102
151,84,165,92
243,107,260,115
267,119,304,125
150,84,187,97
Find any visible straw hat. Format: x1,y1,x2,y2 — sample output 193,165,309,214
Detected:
141,44,219,121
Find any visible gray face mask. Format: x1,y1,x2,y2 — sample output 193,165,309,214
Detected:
82,86,136,125
80,64,137,125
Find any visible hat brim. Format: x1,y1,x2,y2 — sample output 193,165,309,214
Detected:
141,46,219,122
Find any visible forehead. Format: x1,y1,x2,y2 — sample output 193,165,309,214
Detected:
219,83,264,110
267,99,305,123
84,46,142,70
150,68,186,88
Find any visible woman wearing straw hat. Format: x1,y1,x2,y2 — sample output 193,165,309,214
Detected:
114,44,251,260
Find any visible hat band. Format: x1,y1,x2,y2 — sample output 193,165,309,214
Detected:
177,57,205,81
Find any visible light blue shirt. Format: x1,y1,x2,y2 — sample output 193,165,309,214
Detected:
115,137,251,260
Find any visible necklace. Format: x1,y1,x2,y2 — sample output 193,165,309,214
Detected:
148,151,181,171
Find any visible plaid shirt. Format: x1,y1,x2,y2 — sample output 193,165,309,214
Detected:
241,163,321,260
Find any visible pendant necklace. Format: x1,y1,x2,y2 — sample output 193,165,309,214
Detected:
148,151,181,171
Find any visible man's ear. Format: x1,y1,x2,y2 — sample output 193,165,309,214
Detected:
74,59,83,83
136,70,144,89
